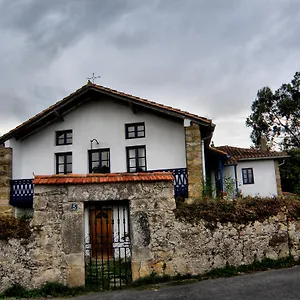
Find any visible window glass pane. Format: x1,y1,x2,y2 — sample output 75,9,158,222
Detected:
58,165,65,173
129,149,136,158
92,162,99,169
127,126,135,132
67,164,72,173
57,132,64,139
137,125,144,131
66,138,72,144
66,132,72,139
129,159,136,168
138,147,145,157
92,152,99,161
67,154,72,163
137,131,144,137
57,138,64,145
128,131,135,138
101,151,109,161
129,167,136,172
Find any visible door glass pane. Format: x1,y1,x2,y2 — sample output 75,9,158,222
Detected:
138,158,145,167
138,147,145,157
67,154,72,163
129,149,136,158
58,155,65,163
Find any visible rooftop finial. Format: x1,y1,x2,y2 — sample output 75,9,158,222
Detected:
87,73,101,84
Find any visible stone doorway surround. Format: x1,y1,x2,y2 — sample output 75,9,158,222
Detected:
32,172,174,288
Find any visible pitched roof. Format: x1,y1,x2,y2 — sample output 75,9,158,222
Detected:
0,82,214,143
216,145,288,164
33,172,174,185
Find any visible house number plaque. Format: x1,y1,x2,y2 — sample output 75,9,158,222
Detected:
71,203,78,211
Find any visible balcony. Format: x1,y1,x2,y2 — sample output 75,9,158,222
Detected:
9,168,188,207
149,168,188,198
10,179,34,208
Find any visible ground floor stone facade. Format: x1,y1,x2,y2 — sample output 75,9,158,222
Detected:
0,177,300,292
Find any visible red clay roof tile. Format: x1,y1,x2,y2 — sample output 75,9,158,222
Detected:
33,172,174,185
215,145,288,164
0,83,214,143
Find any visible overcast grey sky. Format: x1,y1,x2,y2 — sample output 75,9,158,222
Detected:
1,0,300,147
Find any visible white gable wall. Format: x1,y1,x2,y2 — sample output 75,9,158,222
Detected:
236,160,277,197
8,98,187,179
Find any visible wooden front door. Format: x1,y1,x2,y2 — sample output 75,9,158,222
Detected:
89,208,113,259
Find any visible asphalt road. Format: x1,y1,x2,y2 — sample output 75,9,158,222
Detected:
73,266,300,300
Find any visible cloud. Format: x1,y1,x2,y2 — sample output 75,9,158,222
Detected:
1,0,300,147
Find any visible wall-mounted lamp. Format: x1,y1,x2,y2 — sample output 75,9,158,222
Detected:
90,138,99,150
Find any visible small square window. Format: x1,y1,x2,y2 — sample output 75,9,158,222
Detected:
126,145,147,172
56,152,72,174
125,122,145,139
242,168,254,184
56,130,73,145
88,149,110,173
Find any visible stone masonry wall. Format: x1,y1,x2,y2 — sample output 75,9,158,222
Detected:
274,160,283,198
1,179,300,292
132,200,300,279
0,147,13,215
185,123,203,202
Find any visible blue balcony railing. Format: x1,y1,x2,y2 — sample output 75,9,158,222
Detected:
149,168,188,198
10,179,34,208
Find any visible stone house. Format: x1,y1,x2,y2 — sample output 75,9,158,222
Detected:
0,81,215,216
0,82,294,290
207,145,288,198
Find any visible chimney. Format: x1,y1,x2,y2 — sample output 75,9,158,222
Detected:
260,136,268,151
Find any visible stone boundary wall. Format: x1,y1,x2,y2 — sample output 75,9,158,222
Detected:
0,147,13,215
1,180,300,291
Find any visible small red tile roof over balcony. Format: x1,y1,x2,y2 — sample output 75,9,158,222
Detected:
33,172,174,185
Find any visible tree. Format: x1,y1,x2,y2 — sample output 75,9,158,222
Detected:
280,148,300,195
246,72,300,150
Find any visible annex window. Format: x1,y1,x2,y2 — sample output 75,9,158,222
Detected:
56,130,73,145
56,152,72,174
88,149,110,173
126,146,146,172
242,168,254,184
125,122,145,139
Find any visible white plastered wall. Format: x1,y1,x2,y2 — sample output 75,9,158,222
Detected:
8,98,187,179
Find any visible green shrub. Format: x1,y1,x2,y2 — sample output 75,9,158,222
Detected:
174,196,300,225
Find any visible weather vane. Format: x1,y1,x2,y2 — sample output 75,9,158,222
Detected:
87,73,101,84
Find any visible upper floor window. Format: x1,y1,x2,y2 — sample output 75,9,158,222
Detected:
242,168,254,184
56,152,72,174
88,149,110,173
56,130,73,145
125,122,145,139
126,145,147,172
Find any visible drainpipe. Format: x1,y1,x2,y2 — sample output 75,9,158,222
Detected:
201,140,206,185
